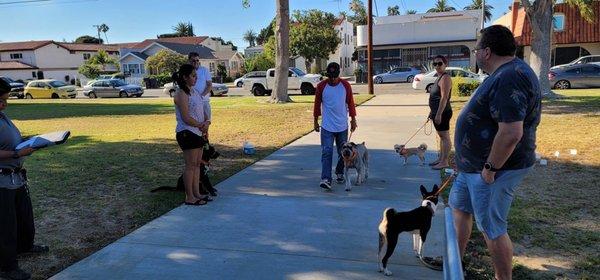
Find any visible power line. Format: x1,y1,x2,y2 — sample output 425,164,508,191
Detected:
0,0,50,5
374,0,379,16
0,0,97,7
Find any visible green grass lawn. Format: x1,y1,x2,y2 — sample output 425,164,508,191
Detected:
5,94,373,279
446,89,600,279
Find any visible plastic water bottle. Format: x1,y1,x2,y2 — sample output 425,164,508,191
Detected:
243,141,256,155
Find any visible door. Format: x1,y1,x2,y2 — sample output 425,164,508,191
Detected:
288,69,300,89
390,68,404,82
41,82,53,98
266,70,275,89
96,81,109,97
581,65,600,87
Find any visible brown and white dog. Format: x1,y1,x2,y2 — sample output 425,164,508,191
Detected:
341,141,369,191
394,143,427,165
378,184,440,276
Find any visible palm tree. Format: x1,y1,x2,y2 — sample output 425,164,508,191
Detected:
243,30,257,47
406,9,418,14
387,5,400,16
427,0,456,12
173,22,194,37
99,24,109,43
464,0,493,22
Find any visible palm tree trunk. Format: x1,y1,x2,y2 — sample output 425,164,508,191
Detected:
523,0,556,98
271,0,291,103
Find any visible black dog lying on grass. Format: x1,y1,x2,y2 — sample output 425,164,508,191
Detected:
151,143,220,196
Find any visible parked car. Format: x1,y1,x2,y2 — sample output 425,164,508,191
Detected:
243,67,322,96
551,55,600,70
24,79,77,99
234,71,267,87
82,79,144,98
412,67,485,92
549,64,600,89
162,82,229,97
373,67,422,84
0,76,25,99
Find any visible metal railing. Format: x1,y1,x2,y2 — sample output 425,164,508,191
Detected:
443,206,465,280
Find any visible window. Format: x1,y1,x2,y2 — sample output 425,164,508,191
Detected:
10,53,23,59
553,14,565,31
209,62,215,73
83,53,91,60
32,71,37,78
140,64,145,75
127,64,140,74
288,70,294,77
122,64,128,73
269,70,275,77
582,65,600,74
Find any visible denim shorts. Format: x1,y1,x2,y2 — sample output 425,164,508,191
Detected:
449,168,531,240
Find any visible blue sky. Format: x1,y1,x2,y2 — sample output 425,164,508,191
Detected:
0,0,511,48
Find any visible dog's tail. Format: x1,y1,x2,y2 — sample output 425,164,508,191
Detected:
418,143,428,151
150,186,179,193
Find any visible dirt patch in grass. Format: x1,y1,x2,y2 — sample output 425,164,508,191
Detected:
6,95,373,279
447,89,600,279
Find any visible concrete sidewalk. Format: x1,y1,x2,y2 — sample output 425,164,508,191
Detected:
52,93,445,280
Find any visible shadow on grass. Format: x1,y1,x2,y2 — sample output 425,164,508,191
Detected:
6,102,174,121
542,95,600,115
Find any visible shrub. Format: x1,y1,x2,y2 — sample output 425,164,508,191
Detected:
451,77,480,97
146,73,172,86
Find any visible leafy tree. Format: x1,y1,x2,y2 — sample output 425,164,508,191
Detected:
464,0,493,22
78,63,102,79
99,23,109,43
256,18,276,45
290,9,341,73
89,50,119,71
521,0,596,97
427,0,456,12
387,5,400,16
244,53,275,72
243,30,257,47
348,0,367,27
145,49,187,75
173,22,195,37
216,64,227,81
75,35,103,44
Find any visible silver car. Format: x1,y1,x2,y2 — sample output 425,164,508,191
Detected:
549,64,600,89
83,79,143,98
163,82,228,97
373,67,423,84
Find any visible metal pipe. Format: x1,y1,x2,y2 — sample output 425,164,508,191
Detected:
367,0,374,95
444,207,465,280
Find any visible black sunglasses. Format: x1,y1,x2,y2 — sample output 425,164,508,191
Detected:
432,62,444,66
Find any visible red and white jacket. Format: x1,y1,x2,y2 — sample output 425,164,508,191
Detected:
313,79,356,133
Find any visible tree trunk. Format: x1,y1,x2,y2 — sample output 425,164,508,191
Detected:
272,0,291,103
524,0,556,98
304,58,312,75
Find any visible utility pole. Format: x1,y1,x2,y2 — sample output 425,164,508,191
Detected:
481,0,485,30
93,25,101,44
368,0,374,95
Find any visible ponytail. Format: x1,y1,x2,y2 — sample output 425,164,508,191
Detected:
172,64,195,95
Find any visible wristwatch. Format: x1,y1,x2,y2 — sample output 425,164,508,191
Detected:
12,150,20,159
483,162,500,172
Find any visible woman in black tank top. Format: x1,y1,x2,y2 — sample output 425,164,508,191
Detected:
428,55,453,170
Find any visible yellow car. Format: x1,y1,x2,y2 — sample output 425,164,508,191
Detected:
24,79,77,99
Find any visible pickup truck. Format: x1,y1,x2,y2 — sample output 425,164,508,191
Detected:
243,67,322,96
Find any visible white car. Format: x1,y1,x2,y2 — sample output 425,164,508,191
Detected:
233,71,267,87
412,67,486,92
163,82,229,97
242,67,322,96
550,55,600,70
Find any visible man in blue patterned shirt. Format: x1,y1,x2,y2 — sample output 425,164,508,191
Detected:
450,25,541,280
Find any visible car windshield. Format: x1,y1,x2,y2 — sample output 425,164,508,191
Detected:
49,81,68,87
111,80,127,86
1,77,15,83
291,68,306,76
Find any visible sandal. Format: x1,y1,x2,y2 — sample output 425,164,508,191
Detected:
431,165,450,170
428,161,440,166
184,199,207,206
199,195,213,202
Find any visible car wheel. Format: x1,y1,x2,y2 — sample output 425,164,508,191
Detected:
169,89,175,97
210,91,214,97
300,83,315,95
407,75,414,83
374,77,383,84
554,80,571,89
89,92,97,98
51,93,59,99
17,94,24,99
119,91,128,98
236,81,243,87
25,93,33,99
425,83,434,93
252,85,266,96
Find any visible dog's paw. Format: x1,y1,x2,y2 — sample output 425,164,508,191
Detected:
345,187,352,191
384,269,393,276
378,264,384,273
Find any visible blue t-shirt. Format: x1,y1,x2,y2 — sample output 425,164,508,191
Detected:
454,58,541,173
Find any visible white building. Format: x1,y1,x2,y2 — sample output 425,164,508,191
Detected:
244,45,264,59
355,10,482,76
290,16,356,76
0,40,119,84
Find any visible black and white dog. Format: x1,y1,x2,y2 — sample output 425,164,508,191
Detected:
378,184,440,276
151,144,220,196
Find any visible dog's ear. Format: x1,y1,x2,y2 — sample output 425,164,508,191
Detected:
350,142,356,146
432,184,439,193
420,185,427,195
361,141,365,145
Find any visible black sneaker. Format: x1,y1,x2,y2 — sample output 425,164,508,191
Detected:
19,244,49,255
319,180,332,191
336,174,345,184
0,268,31,280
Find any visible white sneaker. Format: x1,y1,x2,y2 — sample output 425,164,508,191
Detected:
319,180,332,190
336,174,345,184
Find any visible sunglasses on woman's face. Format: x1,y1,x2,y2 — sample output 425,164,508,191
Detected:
432,62,444,67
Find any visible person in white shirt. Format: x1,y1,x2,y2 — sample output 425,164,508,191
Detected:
188,52,213,137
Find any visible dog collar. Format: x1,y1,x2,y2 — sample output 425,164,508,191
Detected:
343,149,358,166
421,200,436,216
400,148,408,155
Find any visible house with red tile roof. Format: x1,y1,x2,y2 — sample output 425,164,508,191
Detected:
0,40,119,83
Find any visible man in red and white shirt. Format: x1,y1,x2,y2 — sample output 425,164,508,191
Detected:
314,62,357,190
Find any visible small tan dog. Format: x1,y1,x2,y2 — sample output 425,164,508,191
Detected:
393,143,427,165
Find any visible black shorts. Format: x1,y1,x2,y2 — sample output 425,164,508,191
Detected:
433,110,453,132
176,130,206,150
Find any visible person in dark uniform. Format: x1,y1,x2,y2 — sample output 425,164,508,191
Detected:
0,79,49,280
428,55,453,170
